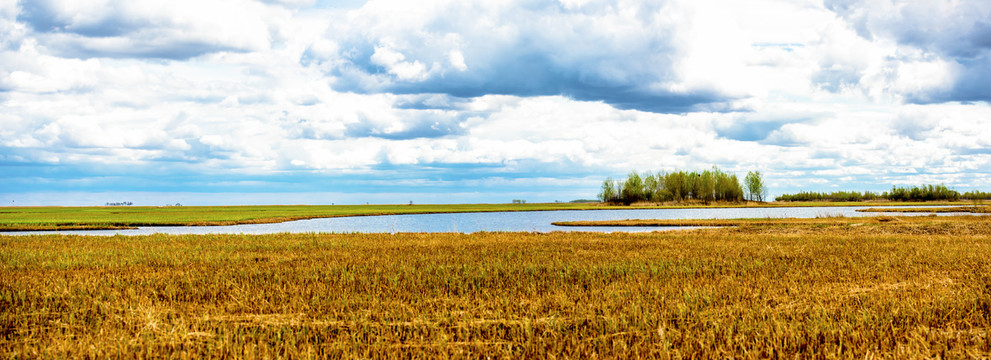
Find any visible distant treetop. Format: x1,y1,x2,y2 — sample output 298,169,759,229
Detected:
599,167,756,205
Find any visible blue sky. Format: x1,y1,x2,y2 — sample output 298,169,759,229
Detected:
1,0,990,205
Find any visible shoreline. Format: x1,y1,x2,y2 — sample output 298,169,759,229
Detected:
1,202,985,232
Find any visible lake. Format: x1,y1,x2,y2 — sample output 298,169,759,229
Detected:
2,205,975,236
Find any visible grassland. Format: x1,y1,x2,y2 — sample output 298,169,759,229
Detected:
2,215,990,358
1,201,980,232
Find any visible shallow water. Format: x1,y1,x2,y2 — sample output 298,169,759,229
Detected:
2,205,975,236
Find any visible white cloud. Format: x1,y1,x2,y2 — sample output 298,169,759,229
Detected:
824,0,991,102
1,0,990,203
370,46,430,81
447,50,467,71
312,0,738,113
19,0,287,59
888,55,957,100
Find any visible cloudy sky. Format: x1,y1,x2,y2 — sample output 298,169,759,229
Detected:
2,0,990,205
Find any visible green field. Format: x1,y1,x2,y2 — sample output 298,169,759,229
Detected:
2,215,989,357
0,201,979,231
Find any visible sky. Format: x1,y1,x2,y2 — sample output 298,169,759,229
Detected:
1,0,990,206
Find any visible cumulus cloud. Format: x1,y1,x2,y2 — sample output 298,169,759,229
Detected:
712,111,821,142
824,0,991,103
2,0,991,204
891,112,937,141
17,0,285,59
304,0,738,113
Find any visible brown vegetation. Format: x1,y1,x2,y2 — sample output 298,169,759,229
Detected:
2,216,990,357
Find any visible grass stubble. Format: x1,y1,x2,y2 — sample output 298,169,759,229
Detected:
1,216,990,358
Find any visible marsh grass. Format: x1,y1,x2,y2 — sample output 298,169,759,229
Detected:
2,217,990,358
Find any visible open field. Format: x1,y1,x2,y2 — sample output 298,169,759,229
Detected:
0,201,982,231
2,215,990,358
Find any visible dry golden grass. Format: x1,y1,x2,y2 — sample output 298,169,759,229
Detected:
2,216,990,358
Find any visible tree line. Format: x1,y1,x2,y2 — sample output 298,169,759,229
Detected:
599,168,766,205
962,190,991,201
775,184,985,202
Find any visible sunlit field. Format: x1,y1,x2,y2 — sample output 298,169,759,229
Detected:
2,215,989,358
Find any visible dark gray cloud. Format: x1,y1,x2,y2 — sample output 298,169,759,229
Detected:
825,0,991,103
308,0,738,114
